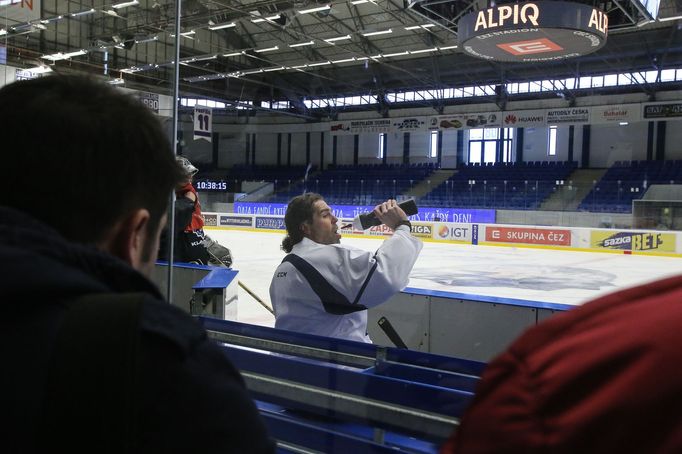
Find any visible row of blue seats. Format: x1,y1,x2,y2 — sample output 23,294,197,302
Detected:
199,317,484,453
465,160,576,167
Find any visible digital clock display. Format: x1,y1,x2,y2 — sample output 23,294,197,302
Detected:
195,180,228,191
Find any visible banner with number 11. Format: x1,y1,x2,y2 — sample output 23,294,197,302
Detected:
193,107,212,142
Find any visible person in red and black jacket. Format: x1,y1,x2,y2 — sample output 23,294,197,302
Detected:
173,156,211,265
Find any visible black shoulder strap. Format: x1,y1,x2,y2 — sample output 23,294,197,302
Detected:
282,254,368,315
40,293,145,452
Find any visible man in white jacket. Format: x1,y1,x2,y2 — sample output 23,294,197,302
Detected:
269,193,423,343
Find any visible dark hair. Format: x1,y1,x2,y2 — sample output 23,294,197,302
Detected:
282,193,323,253
0,75,185,260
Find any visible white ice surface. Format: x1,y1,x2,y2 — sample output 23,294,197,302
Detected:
207,228,682,327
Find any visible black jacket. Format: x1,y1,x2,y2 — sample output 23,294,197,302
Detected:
0,207,274,453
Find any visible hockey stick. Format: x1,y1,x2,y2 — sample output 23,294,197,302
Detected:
204,245,275,315
238,280,275,315
377,316,408,349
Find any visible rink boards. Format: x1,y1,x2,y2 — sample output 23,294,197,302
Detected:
204,211,682,257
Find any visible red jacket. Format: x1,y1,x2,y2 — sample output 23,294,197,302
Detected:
443,274,682,454
177,183,204,232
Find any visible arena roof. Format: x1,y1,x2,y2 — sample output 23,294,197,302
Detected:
2,0,682,118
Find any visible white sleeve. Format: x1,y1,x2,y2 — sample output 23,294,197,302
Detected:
339,226,423,308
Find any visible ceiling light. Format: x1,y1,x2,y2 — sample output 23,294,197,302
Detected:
361,29,392,37
22,65,53,74
324,35,352,43
254,46,279,53
264,67,285,72
292,64,308,69
298,5,331,14
134,35,158,44
208,22,236,30
170,31,195,39
102,9,124,18
332,57,356,63
40,49,88,61
65,49,88,58
405,23,435,30
619,122,629,126
71,8,96,17
111,0,139,9
350,0,369,4
223,52,242,57
108,78,125,85
659,14,682,21
289,40,315,47
241,69,264,75
251,14,281,23
0,29,7,36
439,45,458,50
383,51,409,57
308,61,331,67
409,47,437,54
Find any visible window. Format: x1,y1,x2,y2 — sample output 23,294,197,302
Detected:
378,133,386,159
430,130,438,158
548,125,557,156
469,141,482,164
468,128,514,164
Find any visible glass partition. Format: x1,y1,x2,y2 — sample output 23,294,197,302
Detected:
3,2,682,450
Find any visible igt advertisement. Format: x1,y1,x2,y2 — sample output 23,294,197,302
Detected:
433,223,473,242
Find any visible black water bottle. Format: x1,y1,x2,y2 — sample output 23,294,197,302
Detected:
353,199,418,230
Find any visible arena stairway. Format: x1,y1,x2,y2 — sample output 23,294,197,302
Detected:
540,168,606,211
409,169,457,199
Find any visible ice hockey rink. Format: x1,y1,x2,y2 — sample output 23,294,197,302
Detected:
207,227,682,327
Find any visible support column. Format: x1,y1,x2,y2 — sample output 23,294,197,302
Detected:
647,122,654,161
581,125,591,168
245,133,250,165
567,125,574,164
656,121,666,161
333,136,338,166
437,131,443,167
456,130,464,166
320,131,325,169
277,132,282,166
515,128,524,163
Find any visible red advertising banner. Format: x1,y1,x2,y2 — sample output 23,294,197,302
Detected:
367,224,394,236
485,226,571,246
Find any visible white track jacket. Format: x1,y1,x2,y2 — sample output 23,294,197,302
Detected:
269,225,423,343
